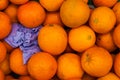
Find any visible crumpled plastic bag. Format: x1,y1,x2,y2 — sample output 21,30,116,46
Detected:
5,23,41,64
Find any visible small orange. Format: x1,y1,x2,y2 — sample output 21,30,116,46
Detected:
5,75,14,80
38,24,67,55
60,0,90,28
39,0,64,11
0,0,9,10
4,4,18,23
89,6,116,33
114,53,120,77
69,25,96,52
19,75,33,80
0,12,11,39
113,24,120,48
97,72,120,80
27,52,57,80
17,1,46,28
81,46,113,77
82,73,96,80
113,2,120,25
43,12,63,26
10,48,28,75
93,0,117,7
10,0,29,5
57,53,84,80
96,32,117,52
0,69,5,80
0,41,7,63
0,54,11,75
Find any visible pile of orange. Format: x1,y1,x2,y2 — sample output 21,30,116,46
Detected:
0,0,120,80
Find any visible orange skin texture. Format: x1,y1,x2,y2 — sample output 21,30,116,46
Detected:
114,53,120,77
0,69,5,80
10,48,28,75
97,72,120,80
93,0,117,7
39,0,64,11
10,0,29,5
38,24,67,55
0,12,11,39
0,0,9,10
19,75,33,80
89,7,116,34
81,46,113,77
60,0,90,28
27,52,57,80
43,12,63,26
57,53,84,80
69,25,96,52
17,1,46,28
113,2,120,25
4,4,18,23
0,42,7,63
96,32,117,52
113,24,120,48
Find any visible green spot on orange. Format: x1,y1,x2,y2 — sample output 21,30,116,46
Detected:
94,18,98,24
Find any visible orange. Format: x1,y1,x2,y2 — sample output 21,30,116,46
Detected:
97,72,120,80
17,1,46,28
81,46,113,77
19,75,33,80
5,75,14,80
38,24,67,55
114,53,120,77
2,40,13,53
113,2,120,25
0,54,11,75
82,73,96,80
69,25,96,52
89,6,116,33
4,4,18,23
39,0,64,11
93,0,117,7
10,48,28,75
0,41,7,63
96,32,117,52
10,0,29,5
0,69,5,80
113,24,120,48
57,53,84,80
60,0,90,28
43,12,63,26
27,52,57,80
0,0,9,10
0,12,11,39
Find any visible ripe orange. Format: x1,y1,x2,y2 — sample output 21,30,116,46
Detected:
10,48,28,75
19,75,33,80
60,0,90,28
39,0,64,11
4,4,18,23
113,24,120,48
82,73,96,80
114,53,120,77
97,72,120,80
0,69,5,80
43,12,63,26
93,0,117,7
57,53,84,80
89,7,116,33
17,1,46,28
38,24,67,55
0,0,8,10
0,41,7,63
96,32,117,52
5,75,14,80
0,12,11,39
10,0,29,5
113,2,120,25
0,54,11,75
81,46,113,77
27,52,57,80
69,25,96,52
